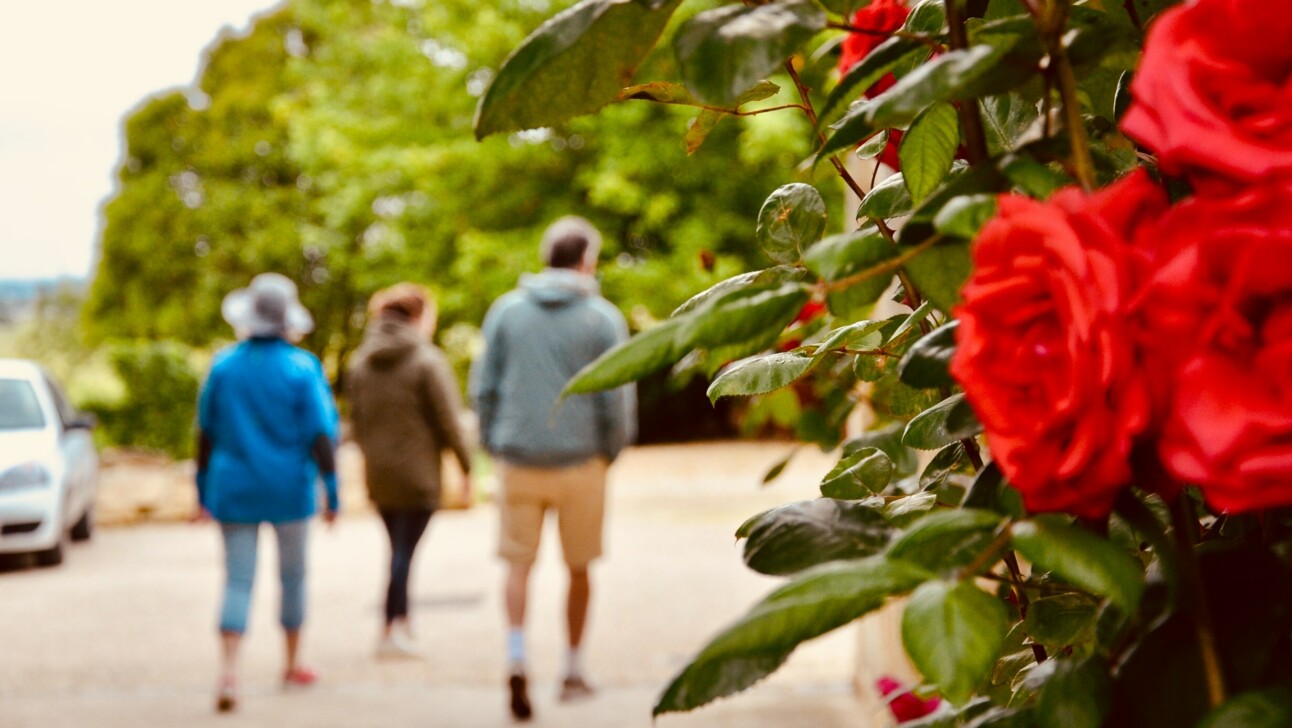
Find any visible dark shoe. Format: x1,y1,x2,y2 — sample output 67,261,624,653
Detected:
508,673,533,721
559,675,595,702
215,679,237,713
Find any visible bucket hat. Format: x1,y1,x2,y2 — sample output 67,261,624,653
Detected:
221,273,314,339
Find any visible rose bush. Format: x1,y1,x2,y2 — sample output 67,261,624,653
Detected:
476,0,1292,723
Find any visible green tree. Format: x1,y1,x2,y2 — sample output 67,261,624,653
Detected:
89,0,808,376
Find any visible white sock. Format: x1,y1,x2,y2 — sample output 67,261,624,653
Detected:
564,646,583,679
507,627,526,674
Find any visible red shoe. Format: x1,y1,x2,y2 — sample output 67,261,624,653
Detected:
283,666,319,689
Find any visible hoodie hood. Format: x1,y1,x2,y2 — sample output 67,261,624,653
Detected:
356,319,423,368
519,268,599,308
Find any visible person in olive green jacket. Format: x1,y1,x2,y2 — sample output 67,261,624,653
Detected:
345,283,473,659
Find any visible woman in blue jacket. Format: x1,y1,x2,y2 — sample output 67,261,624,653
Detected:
194,273,339,713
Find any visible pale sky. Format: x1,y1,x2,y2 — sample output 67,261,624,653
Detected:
0,0,285,281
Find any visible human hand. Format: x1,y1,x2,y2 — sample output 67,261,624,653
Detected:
188,506,212,524
322,508,338,529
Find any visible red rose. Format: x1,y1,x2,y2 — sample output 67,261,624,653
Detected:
951,171,1168,518
1121,0,1292,192
837,0,910,170
876,676,942,723
1134,183,1292,512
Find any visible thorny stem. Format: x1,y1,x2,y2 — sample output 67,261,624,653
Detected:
1122,0,1143,31
784,60,869,201
735,103,809,117
1004,551,1049,662
1046,0,1097,190
944,0,989,165
1170,496,1228,709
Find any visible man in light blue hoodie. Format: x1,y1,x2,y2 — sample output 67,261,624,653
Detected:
470,216,636,721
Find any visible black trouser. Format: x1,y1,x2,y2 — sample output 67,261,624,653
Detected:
378,507,434,623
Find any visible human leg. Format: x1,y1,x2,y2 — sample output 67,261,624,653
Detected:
377,508,433,657
554,459,607,701
272,519,312,683
498,462,551,721
217,522,260,711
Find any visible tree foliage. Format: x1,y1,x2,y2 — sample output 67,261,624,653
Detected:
88,0,823,374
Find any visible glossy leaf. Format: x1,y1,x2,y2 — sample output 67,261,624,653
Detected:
822,42,1041,158
887,508,1004,573
1035,656,1111,728
1022,594,1099,648
979,93,1042,156
899,103,961,203
934,194,997,239
564,317,685,394
654,556,928,714
903,580,1011,705
903,241,972,314
474,0,683,138
820,36,929,123
738,498,893,575
858,172,913,221
903,393,968,450
672,266,804,316
1011,517,1145,615
898,320,958,388
708,351,815,402
756,183,828,264
856,130,892,161
681,283,811,351
820,446,895,499
674,0,826,106
884,491,938,525
618,80,781,154
920,442,968,491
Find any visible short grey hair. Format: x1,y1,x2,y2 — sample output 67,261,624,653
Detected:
539,215,602,269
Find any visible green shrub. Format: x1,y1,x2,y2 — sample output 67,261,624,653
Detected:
79,341,200,459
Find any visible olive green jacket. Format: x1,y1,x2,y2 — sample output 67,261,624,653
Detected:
345,319,472,510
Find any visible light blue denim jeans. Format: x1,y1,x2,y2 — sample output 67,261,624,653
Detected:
218,519,309,634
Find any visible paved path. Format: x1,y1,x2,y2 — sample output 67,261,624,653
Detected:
0,443,898,728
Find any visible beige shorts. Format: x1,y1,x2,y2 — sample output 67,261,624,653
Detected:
497,458,607,568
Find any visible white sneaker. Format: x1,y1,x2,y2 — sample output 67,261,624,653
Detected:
376,631,423,660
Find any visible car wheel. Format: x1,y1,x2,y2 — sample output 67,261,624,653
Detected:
71,508,93,542
34,540,64,567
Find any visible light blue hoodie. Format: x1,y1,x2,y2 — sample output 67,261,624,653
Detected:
471,269,636,467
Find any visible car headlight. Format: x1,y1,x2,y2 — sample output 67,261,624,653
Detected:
0,462,51,491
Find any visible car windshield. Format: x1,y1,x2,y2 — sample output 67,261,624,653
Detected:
0,378,46,430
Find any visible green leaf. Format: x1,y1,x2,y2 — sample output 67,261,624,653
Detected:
1022,594,1099,648
856,130,891,161
903,580,1010,705
903,393,968,450
887,508,1004,573
1010,517,1145,615
845,422,919,476
672,266,804,316
884,491,938,525
934,194,997,239
804,228,897,319
738,498,894,575
901,0,946,34
654,556,927,715
961,462,1024,519
673,0,826,106
563,317,685,394
820,36,929,123
822,42,1041,158
1034,656,1111,728
858,171,913,221
887,299,934,342
898,321,958,388
1199,689,1292,728
474,0,683,138
619,80,782,154
920,442,968,491
681,283,810,351
761,447,797,485
979,93,1042,156
1000,156,1072,199
820,446,895,499
903,241,971,313
756,183,828,264
812,318,890,365
899,103,961,203
708,351,815,402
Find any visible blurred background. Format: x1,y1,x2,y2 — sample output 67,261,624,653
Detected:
0,0,850,465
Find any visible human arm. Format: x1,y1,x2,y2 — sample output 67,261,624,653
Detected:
468,306,505,455
422,350,474,477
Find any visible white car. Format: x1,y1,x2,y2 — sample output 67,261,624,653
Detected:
0,359,99,566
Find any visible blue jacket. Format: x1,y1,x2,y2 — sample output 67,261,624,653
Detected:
470,269,636,467
197,338,339,523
